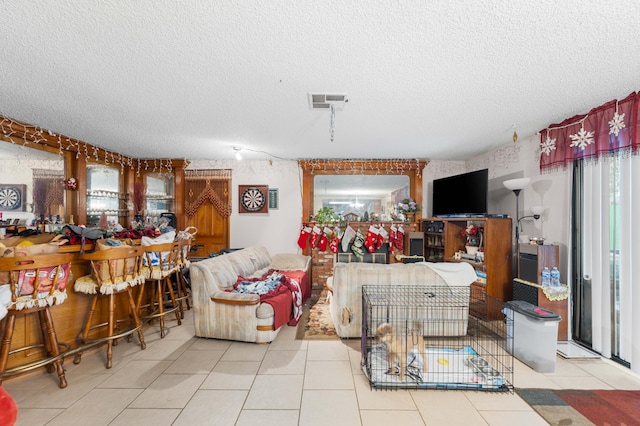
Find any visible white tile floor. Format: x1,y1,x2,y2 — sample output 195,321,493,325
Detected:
4,308,640,426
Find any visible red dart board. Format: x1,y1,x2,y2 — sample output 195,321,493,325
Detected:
238,185,269,214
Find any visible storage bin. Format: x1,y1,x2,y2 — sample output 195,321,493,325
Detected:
504,300,561,373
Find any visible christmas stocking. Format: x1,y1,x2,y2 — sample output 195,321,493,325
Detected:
318,227,331,251
365,225,379,253
377,224,388,250
389,224,397,253
395,224,405,252
341,225,356,252
351,229,365,259
310,225,321,249
297,226,311,250
329,226,341,253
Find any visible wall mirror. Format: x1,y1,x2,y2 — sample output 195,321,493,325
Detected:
0,141,65,224
299,159,425,224
313,175,410,221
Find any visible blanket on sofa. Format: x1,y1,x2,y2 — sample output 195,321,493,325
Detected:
231,270,303,328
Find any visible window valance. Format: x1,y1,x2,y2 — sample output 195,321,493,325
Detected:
539,91,639,173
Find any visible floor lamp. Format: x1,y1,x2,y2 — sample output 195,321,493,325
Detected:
503,178,531,277
503,178,531,243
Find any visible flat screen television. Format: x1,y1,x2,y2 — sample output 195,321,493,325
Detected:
432,169,488,217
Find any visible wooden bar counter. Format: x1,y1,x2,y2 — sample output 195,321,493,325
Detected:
4,241,138,371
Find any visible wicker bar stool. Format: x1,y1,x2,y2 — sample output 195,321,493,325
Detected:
0,253,75,388
138,242,182,338
73,245,146,369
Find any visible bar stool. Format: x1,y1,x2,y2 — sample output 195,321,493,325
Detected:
174,238,193,318
0,253,75,388
73,245,146,369
138,242,182,338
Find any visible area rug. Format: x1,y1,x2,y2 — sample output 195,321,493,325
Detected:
516,388,640,426
295,288,339,340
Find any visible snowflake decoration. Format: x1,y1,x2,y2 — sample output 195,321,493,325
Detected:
569,126,595,150
540,136,556,155
608,112,625,136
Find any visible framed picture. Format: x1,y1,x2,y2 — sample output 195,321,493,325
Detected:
268,188,279,210
238,185,269,214
0,184,26,211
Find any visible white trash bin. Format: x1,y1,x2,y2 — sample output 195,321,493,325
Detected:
505,300,561,373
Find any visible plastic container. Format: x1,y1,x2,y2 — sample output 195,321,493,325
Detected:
550,267,560,287
504,300,561,372
541,267,551,287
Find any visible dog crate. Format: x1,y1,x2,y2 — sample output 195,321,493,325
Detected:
361,284,513,392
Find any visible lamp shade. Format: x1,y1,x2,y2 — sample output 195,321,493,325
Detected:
503,178,531,191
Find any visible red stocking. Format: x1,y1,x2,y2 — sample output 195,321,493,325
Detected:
329,227,340,253
318,227,330,251
365,225,379,253
377,224,387,250
298,226,311,250
389,224,397,253
310,225,321,249
395,224,405,252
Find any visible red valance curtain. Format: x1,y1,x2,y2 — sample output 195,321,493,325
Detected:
539,91,640,172
184,169,231,219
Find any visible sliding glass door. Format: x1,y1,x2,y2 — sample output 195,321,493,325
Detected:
573,154,636,369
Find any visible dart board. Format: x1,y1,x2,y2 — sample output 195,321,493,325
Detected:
0,185,25,211
238,185,268,214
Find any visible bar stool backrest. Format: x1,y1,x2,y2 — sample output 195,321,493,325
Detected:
74,246,145,295
142,242,180,281
0,253,75,311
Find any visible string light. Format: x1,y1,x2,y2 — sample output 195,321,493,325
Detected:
299,159,425,178
0,114,178,174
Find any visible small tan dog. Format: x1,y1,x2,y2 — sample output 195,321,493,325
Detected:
376,322,427,381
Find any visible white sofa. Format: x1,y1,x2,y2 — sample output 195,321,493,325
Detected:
328,261,478,338
189,246,311,343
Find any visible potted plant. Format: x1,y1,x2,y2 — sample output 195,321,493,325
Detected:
314,206,340,224
396,198,420,221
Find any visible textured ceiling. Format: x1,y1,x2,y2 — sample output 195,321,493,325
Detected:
1,1,639,162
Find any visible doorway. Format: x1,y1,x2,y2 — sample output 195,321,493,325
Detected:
184,170,231,258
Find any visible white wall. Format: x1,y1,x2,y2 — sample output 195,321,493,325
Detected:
186,159,303,255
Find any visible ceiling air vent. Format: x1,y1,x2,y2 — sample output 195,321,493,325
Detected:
308,93,349,110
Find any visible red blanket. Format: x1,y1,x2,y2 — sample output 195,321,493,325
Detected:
276,269,310,302
231,271,303,329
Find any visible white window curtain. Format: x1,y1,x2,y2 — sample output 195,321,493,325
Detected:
583,154,640,373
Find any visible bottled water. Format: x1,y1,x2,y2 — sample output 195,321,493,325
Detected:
551,267,561,287
541,267,551,287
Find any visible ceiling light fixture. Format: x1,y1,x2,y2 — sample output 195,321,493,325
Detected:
233,147,242,160
512,124,518,143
